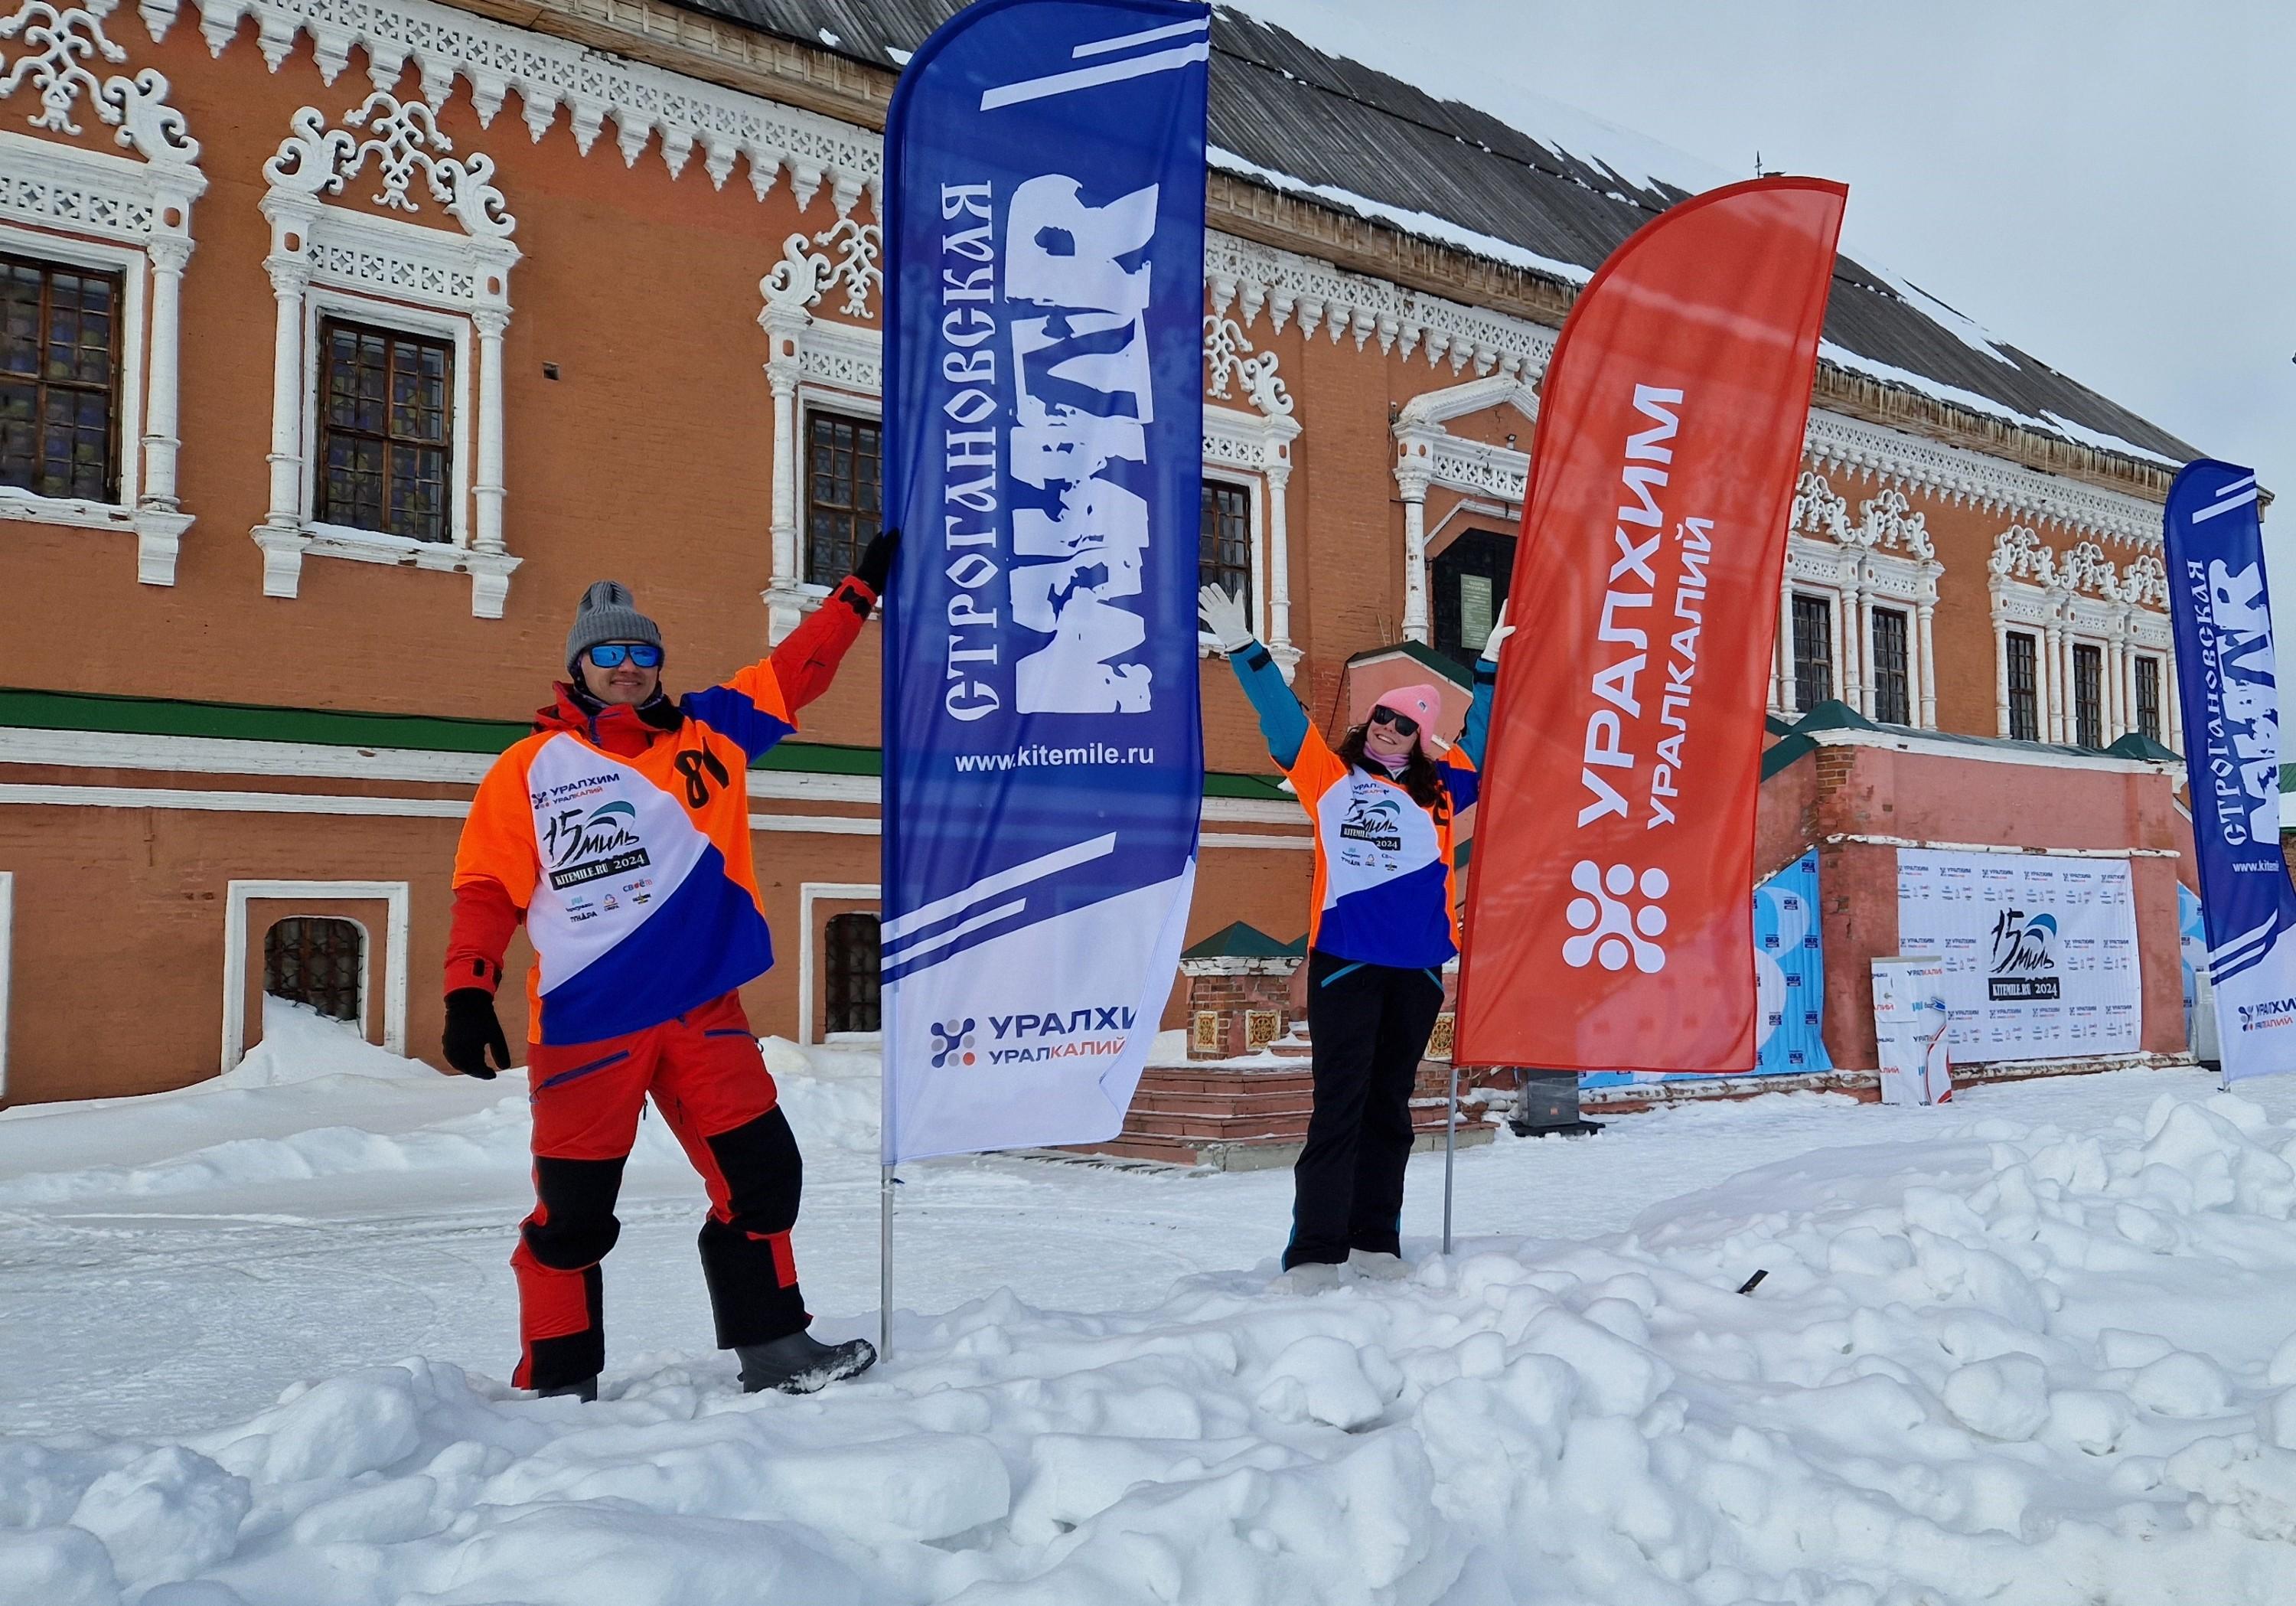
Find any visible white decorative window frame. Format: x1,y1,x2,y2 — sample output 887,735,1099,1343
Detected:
796,880,878,1047
1203,312,1300,674
758,224,879,641
251,91,520,617
221,876,409,1070
1391,371,1535,646
0,0,204,585
1987,527,2180,752
1772,474,1942,727
787,384,880,616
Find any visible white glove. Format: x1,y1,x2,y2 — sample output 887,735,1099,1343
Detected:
1480,600,1515,665
1198,583,1254,653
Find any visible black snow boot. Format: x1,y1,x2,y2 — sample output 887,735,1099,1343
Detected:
537,1376,598,1402
736,1331,877,1395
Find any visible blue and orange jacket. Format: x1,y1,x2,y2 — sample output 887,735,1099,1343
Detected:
1228,641,1496,969
445,577,876,1045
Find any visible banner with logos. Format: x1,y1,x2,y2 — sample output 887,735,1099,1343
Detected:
877,0,1210,1162
1580,850,1831,1089
2164,459,2296,1082
1894,849,2139,1060
1454,177,1847,1072
1871,956,1952,1105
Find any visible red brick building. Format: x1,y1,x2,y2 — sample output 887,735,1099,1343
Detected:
0,0,2207,1102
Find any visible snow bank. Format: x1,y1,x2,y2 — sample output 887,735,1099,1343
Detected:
220,1000,435,1090
0,1019,879,1206
9,1089,2296,1603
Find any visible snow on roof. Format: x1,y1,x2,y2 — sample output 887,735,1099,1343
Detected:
668,0,2197,472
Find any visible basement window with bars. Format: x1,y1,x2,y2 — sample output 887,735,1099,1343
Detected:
1791,592,1833,713
316,318,453,543
824,912,881,1036
1200,478,1252,614
264,917,363,1025
2136,654,2163,743
1,253,122,504
1871,606,1911,726
2074,642,2105,748
2007,631,2040,743
804,410,881,584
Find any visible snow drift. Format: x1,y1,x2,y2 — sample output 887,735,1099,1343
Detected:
7,1084,2296,1604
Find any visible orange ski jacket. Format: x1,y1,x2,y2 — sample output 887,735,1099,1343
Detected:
446,576,875,1045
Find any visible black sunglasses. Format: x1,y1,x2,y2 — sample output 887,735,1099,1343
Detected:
1368,706,1420,739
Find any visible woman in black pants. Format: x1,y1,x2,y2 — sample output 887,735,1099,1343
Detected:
1199,585,1504,1288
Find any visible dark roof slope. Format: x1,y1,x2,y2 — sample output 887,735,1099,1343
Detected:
668,0,2197,468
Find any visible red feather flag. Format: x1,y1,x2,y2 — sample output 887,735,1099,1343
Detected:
1455,178,1847,1072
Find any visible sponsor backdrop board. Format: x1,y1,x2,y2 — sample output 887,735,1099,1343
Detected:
1894,849,2139,1062
1871,956,1953,1106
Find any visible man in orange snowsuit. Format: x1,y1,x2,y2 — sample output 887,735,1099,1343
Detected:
442,534,892,1400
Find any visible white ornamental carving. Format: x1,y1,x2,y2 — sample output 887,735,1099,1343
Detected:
759,229,834,319
142,0,874,211
1791,470,1850,540
1851,486,1933,559
810,215,879,321
1202,314,1293,419
0,0,195,163
2120,552,2168,610
266,90,512,237
1989,525,2056,586
2057,538,2118,599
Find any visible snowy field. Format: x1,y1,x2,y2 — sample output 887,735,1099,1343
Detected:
6,1007,2296,1604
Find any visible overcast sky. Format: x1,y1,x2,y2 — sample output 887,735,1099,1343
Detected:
1233,0,2296,668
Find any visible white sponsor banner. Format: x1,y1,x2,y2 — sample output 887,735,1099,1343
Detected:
1871,956,1953,1105
1894,850,2141,1062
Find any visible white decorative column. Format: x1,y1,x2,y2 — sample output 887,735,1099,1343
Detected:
252,240,314,599
2039,621,2060,743
1264,415,1302,675
1826,587,1849,708
2167,652,2183,753
1854,581,1876,718
1774,578,1794,714
1397,461,1433,645
466,306,517,619
134,234,197,586
1993,619,2010,737
1916,597,1938,730
758,233,835,643
2104,631,2125,740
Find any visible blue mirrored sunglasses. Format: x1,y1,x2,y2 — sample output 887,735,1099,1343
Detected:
585,642,663,669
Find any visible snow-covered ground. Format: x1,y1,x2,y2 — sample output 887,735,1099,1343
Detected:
7,1004,2296,1604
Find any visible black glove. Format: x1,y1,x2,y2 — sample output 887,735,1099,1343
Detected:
854,527,900,597
442,987,510,1079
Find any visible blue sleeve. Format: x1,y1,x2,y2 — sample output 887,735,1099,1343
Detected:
681,680,797,763
1459,658,1498,770
1230,641,1308,770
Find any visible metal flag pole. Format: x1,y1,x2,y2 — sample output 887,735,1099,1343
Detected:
879,1165,894,1359
1441,1063,1459,1255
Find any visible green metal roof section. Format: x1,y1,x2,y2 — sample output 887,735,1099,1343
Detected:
2105,731,2182,763
0,686,1291,797
1341,639,1475,690
1180,920,1307,959
1760,698,2183,781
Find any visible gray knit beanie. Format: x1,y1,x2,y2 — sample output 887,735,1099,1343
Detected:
566,579,664,674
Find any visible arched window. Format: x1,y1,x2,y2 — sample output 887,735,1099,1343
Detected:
824,912,881,1035
264,917,364,1023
